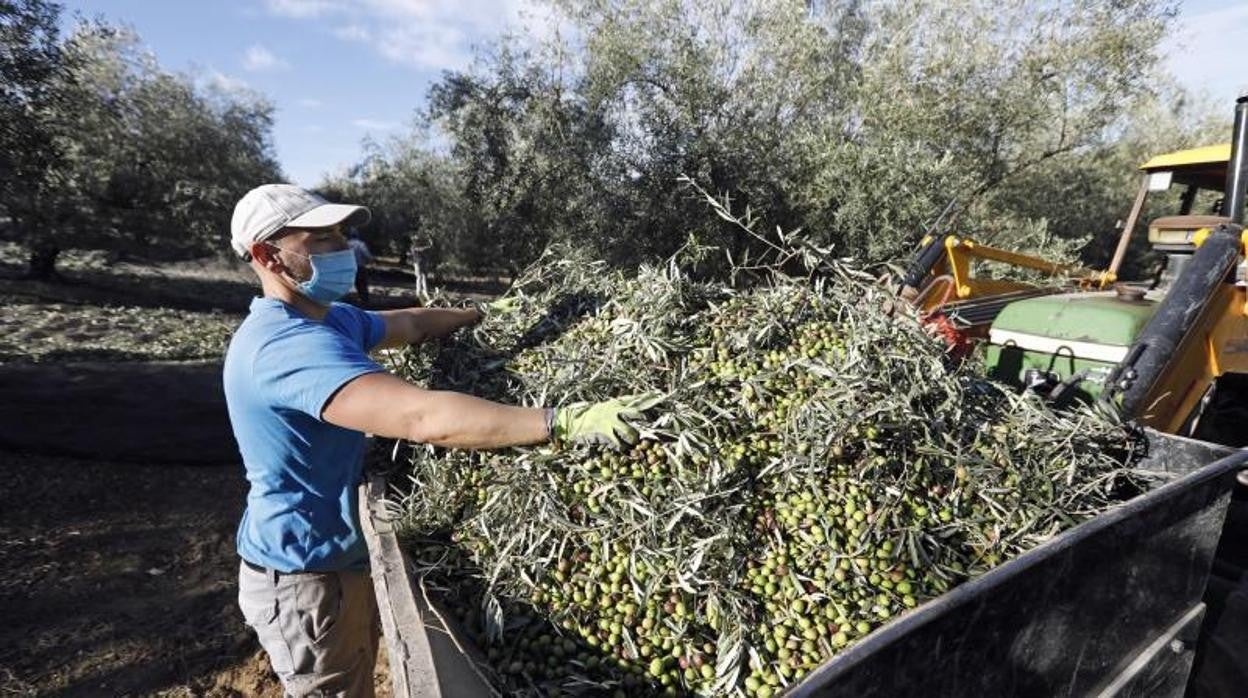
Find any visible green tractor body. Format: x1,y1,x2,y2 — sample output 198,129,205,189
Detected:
985,291,1159,402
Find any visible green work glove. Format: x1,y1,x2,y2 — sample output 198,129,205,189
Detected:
552,393,664,449
475,297,522,318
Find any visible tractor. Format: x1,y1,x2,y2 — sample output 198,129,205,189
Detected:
904,97,1248,446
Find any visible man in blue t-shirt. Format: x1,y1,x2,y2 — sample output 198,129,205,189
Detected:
224,184,655,697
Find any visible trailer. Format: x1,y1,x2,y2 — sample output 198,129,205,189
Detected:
359,430,1248,697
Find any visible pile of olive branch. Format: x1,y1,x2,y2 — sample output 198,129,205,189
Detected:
383,236,1145,697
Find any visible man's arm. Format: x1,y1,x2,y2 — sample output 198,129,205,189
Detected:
323,372,548,448
375,307,480,349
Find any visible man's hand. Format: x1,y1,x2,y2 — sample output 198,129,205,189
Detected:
553,393,664,449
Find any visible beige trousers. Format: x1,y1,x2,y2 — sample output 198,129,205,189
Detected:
238,560,380,697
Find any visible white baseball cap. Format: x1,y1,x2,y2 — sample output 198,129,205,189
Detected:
230,183,371,260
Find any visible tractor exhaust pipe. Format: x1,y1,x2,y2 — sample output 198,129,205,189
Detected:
1105,93,1248,419
1226,91,1248,224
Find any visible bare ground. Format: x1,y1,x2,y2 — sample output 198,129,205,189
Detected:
0,451,390,697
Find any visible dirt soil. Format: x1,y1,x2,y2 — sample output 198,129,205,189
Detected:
0,450,390,697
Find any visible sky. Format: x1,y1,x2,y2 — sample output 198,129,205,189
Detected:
57,0,1248,188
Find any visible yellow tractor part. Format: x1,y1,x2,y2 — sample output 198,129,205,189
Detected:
907,141,1235,317
1136,229,1248,433
910,233,1111,314
1140,143,1232,172
1108,142,1234,275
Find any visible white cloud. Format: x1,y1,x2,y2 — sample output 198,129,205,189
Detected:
264,0,342,19
352,118,400,130
1164,4,1248,105
333,24,371,42
376,23,470,70
298,97,323,108
261,0,562,72
205,69,250,94
243,44,290,72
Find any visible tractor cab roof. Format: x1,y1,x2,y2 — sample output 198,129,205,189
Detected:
1140,143,1231,191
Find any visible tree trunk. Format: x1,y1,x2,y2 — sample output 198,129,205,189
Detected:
25,243,62,281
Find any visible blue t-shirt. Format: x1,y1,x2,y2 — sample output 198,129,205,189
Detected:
224,297,387,572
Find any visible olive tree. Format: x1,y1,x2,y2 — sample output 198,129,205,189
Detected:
0,0,71,278
424,47,617,272
1,14,282,279
321,137,473,277
798,0,1181,262
337,0,1205,275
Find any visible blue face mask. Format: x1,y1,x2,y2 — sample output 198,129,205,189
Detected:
271,245,357,305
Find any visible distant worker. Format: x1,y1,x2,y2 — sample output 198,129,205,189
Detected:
346,228,374,305
225,183,660,697
408,235,432,297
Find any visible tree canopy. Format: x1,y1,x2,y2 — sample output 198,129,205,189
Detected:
0,1,282,278
3,0,1224,281
330,0,1220,278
